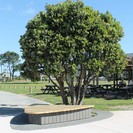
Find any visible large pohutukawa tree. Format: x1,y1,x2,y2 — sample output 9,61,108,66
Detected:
19,0,126,105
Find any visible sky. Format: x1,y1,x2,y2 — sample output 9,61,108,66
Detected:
0,0,133,57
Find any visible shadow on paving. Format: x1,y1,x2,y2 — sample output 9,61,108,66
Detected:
10,113,29,125
0,106,24,117
10,110,113,131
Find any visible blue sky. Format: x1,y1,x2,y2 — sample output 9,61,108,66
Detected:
0,0,133,57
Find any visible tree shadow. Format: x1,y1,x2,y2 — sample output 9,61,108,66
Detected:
0,106,24,117
10,113,29,125
35,92,61,97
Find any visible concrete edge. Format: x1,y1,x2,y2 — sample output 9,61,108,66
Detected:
10,110,113,131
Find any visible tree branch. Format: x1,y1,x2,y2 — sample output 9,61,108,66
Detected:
44,71,60,88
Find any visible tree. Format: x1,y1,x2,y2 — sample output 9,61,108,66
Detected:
20,0,126,105
2,51,20,80
20,61,40,81
0,54,4,74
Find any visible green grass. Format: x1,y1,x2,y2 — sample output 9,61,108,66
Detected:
1,80,133,111
83,98,133,111
28,93,63,104
29,93,133,111
0,80,50,94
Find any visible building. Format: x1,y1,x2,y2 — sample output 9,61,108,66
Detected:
124,53,133,83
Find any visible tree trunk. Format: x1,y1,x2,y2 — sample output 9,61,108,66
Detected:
75,67,85,105
70,85,77,105
58,78,69,105
8,64,12,80
60,88,69,105
45,73,69,105
78,85,87,105
78,92,85,105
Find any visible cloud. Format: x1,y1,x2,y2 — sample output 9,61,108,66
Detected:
0,4,13,11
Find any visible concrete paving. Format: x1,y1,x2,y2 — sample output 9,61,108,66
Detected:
0,91,133,133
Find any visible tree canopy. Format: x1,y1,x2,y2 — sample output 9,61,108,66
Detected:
20,0,126,105
1,51,20,80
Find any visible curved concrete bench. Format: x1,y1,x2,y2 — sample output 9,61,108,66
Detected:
25,105,94,125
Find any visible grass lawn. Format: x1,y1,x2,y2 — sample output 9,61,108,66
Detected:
0,80,133,111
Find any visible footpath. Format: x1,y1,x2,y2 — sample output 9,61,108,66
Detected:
0,91,133,133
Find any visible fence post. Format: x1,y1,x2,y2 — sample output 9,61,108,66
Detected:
29,86,32,94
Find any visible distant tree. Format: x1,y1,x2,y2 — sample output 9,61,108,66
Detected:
20,0,126,105
2,51,20,80
0,54,4,74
